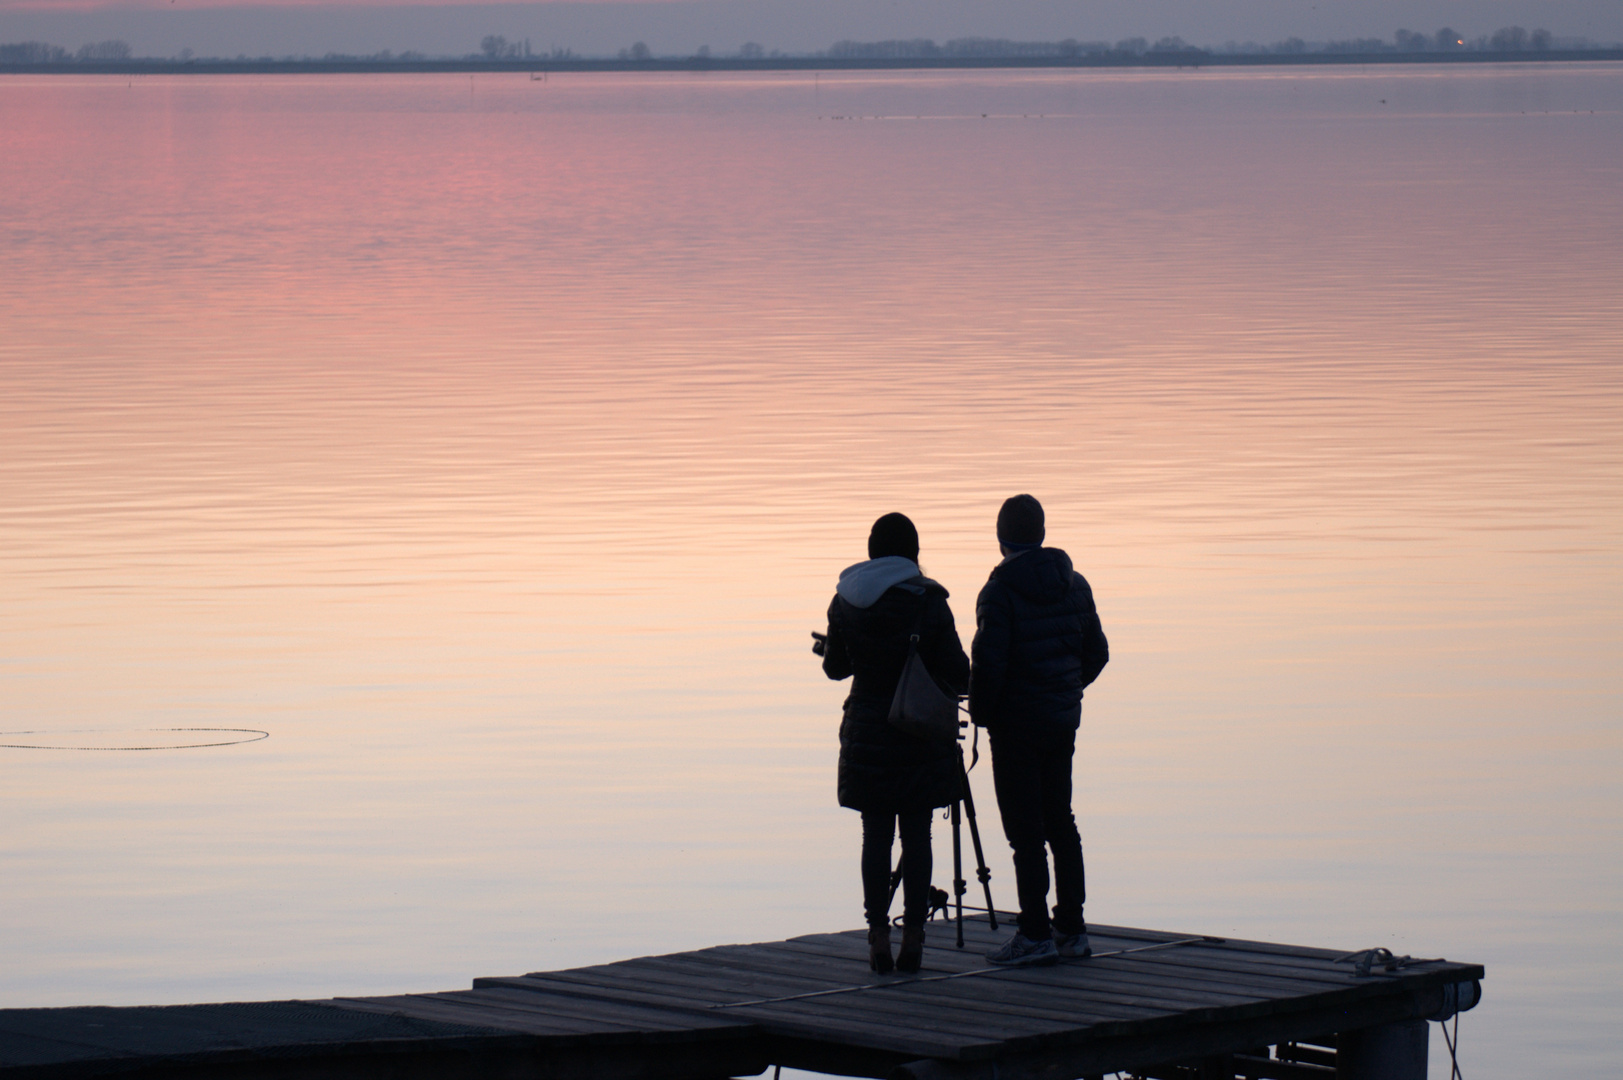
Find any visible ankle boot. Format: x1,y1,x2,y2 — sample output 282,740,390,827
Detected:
896,923,925,974
867,925,894,975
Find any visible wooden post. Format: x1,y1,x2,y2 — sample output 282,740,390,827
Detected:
1337,1019,1428,1080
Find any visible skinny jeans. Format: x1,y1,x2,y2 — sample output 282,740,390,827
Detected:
988,725,1086,940
859,808,933,929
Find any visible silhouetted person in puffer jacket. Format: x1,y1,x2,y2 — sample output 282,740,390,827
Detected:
971,494,1108,967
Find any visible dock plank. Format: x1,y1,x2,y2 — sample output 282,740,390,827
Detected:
766,932,1361,998
482,943,1366,1061
483,973,1002,1059
334,989,752,1037
495,939,1368,1032
0,1001,523,1078
484,967,1171,1033
640,941,1283,1019
758,933,1361,1013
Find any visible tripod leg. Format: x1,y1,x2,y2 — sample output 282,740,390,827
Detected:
960,754,999,930
886,857,903,915
951,798,965,948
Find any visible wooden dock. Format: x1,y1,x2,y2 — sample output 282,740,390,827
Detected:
0,916,1483,1080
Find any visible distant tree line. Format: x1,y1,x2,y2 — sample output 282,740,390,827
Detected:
309,49,427,61
1192,26,1565,55
1391,26,1554,52
480,35,547,60
1,26,1609,66
612,41,780,60
825,37,1213,59
834,38,1096,59
1,39,132,62
827,27,1575,60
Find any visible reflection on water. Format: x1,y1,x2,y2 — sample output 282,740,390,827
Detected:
0,729,270,751
1,66,1620,1074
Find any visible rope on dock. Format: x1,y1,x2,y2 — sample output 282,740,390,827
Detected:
1332,947,1446,977
1442,1008,1465,1079
709,936,1222,1009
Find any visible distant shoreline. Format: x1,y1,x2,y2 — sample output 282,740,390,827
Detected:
5,49,1621,76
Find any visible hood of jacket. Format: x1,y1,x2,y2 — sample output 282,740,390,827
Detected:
836,556,927,609
992,547,1075,605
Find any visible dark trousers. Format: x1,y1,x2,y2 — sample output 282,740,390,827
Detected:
860,808,933,929
989,726,1086,940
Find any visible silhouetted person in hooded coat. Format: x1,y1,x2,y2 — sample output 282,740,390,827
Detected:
820,512,969,974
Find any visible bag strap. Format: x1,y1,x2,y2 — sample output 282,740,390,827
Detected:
906,601,928,646
903,609,929,675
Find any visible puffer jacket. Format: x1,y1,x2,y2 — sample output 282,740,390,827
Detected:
822,557,971,813
968,547,1108,732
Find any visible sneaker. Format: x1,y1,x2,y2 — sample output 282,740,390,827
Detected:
1053,929,1092,959
985,932,1059,967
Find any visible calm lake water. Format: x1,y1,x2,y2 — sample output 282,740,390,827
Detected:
1,65,1620,1075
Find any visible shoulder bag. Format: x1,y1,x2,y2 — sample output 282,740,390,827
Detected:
887,617,961,743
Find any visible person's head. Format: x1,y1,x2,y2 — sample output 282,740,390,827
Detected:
996,494,1045,555
868,512,920,562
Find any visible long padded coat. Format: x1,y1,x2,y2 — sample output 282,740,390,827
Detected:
822,575,970,813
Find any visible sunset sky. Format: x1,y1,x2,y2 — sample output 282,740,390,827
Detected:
4,0,1622,58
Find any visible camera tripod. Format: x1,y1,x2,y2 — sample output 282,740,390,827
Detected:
887,721,999,948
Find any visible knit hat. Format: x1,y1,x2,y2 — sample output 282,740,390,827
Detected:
996,494,1045,547
868,512,920,561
